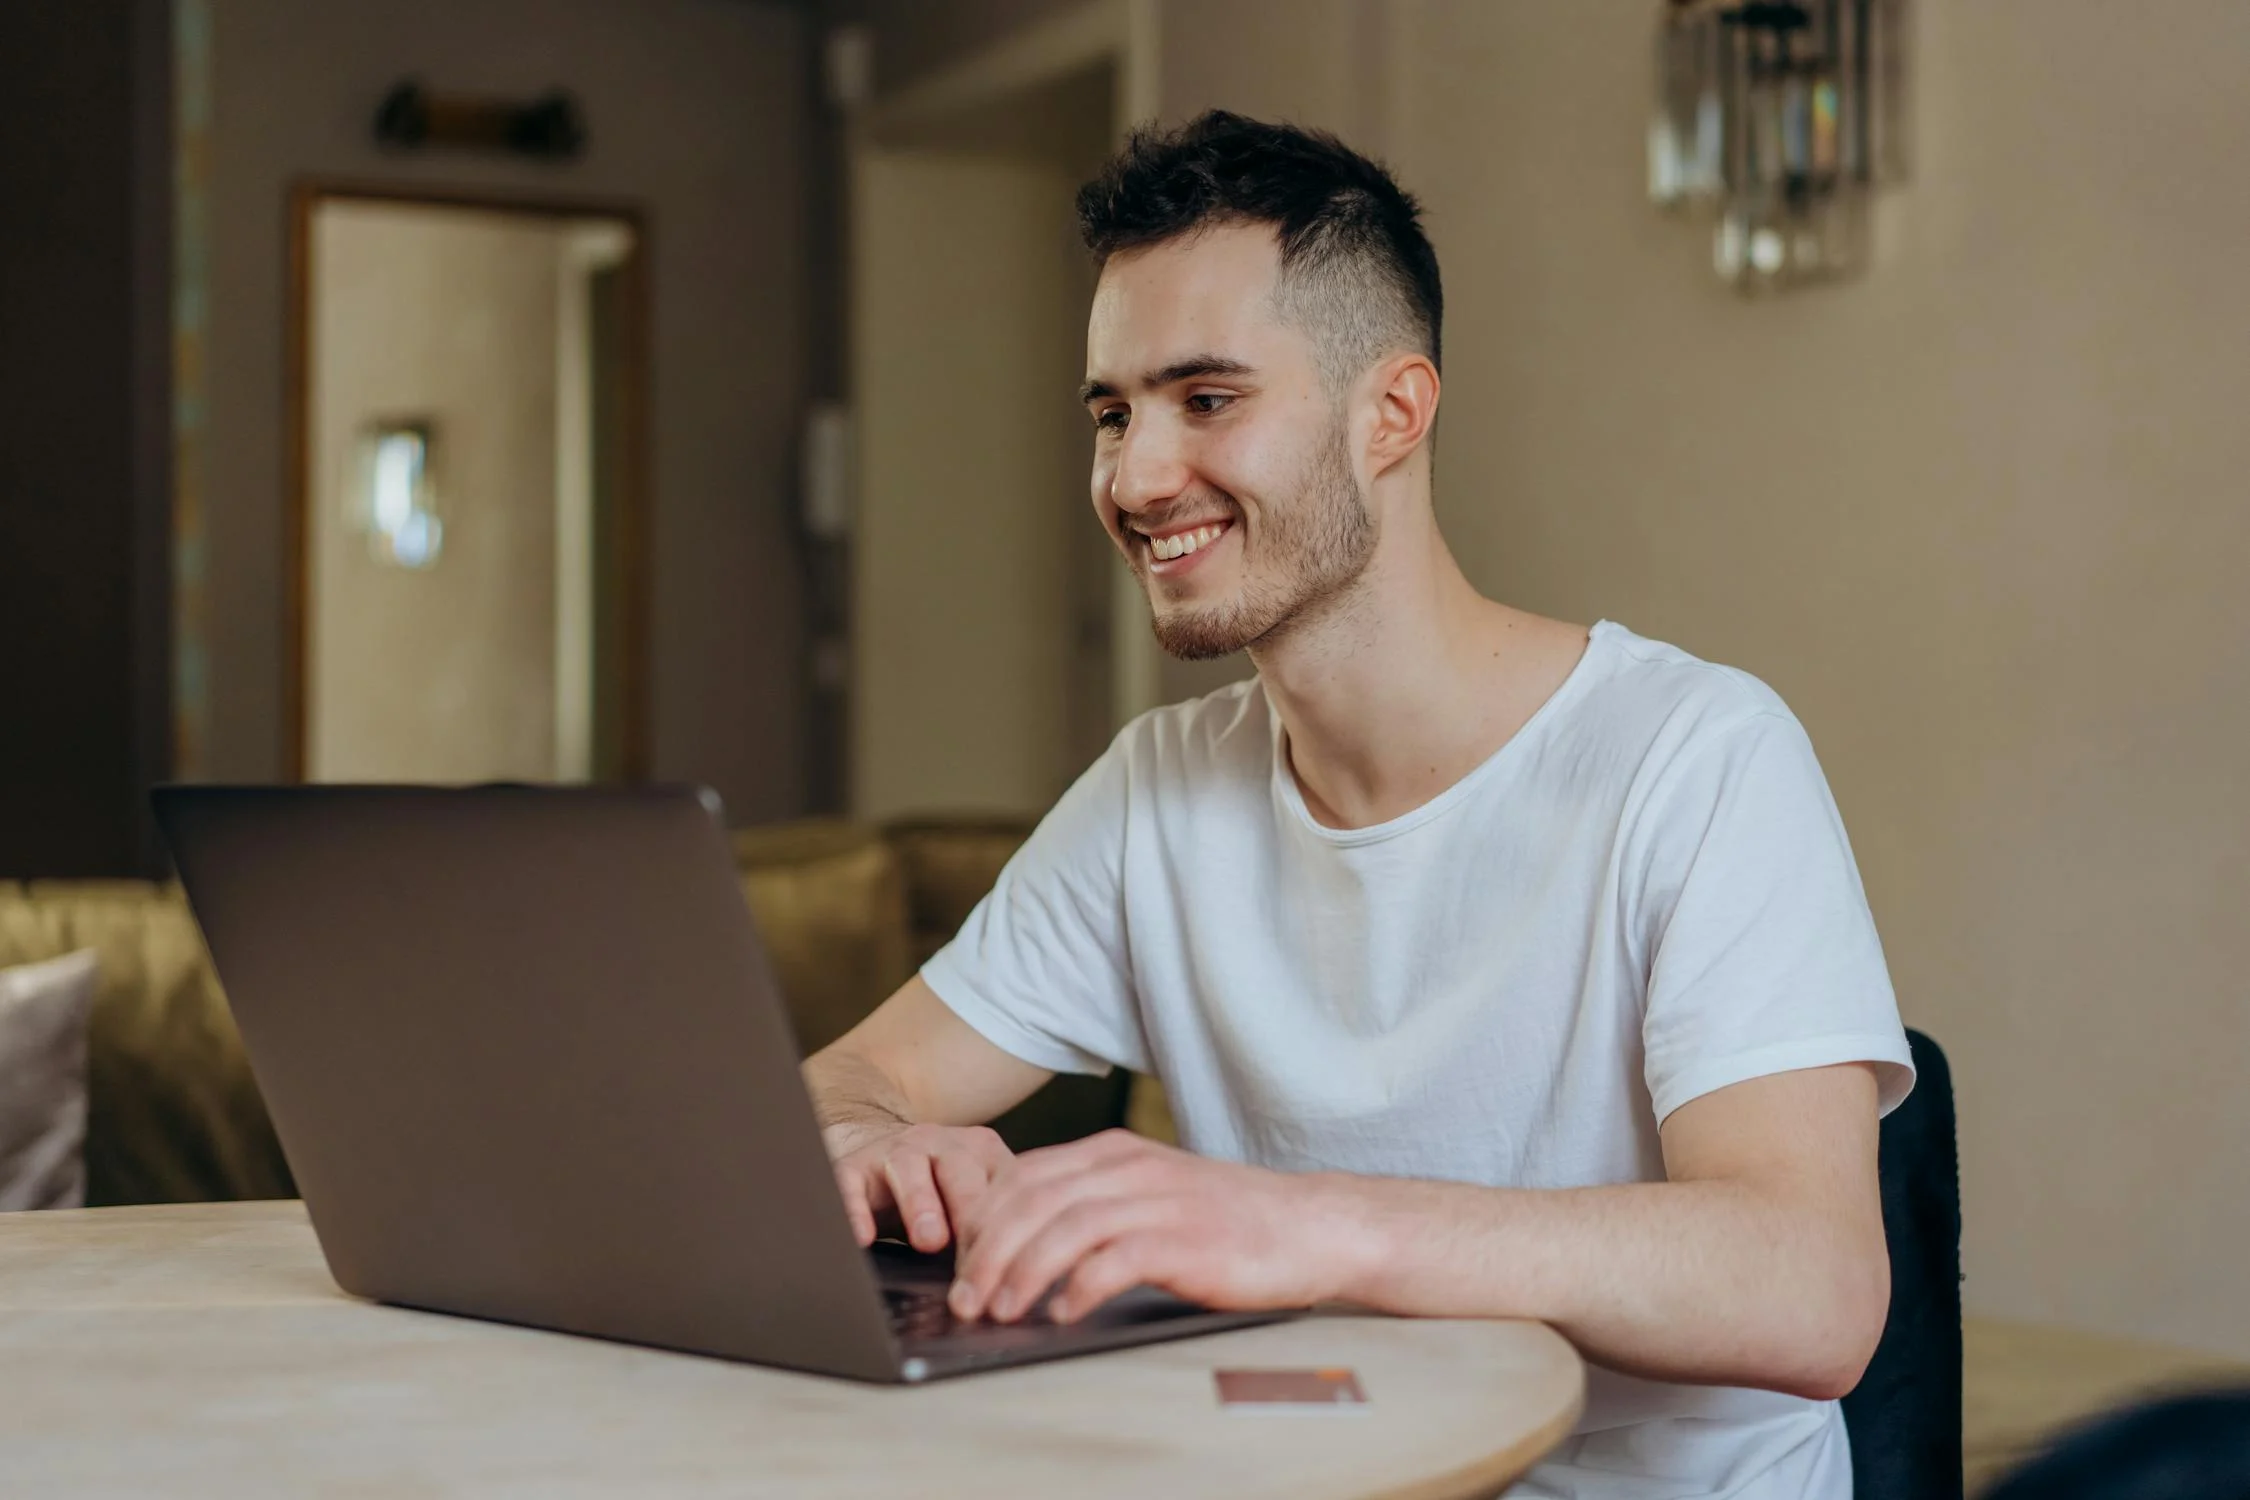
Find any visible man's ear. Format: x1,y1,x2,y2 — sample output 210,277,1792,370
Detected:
1365,353,1440,475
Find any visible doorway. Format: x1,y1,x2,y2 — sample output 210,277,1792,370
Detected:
287,186,647,784
847,4,1162,820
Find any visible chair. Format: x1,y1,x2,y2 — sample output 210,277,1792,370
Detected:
1981,1388,2250,1499
1841,1028,1964,1500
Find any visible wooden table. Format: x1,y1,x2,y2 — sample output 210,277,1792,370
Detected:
0,1202,1583,1498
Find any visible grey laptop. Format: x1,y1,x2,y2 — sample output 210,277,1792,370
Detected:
153,784,1283,1383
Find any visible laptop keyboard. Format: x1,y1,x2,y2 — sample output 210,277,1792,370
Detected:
881,1282,1053,1339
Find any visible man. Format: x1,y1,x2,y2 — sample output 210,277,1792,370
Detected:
805,111,1914,1498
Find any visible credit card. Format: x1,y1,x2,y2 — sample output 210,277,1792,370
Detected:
1213,1367,1368,1408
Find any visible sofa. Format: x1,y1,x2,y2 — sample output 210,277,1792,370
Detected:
0,814,1162,1208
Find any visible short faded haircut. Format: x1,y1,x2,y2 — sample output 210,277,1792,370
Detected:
1075,110,1443,390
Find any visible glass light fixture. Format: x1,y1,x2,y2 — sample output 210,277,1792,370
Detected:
356,419,444,569
1651,0,1906,293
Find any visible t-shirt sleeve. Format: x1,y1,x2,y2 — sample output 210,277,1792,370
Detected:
1635,709,1915,1125
918,736,1146,1077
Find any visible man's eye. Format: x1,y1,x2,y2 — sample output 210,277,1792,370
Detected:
1095,408,1129,433
1186,393,1233,416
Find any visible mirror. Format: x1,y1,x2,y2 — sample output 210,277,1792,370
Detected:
288,186,647,783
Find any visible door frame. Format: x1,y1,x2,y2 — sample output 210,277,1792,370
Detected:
282,178,652,782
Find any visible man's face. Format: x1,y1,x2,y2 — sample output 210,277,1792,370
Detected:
1082,223,1374,660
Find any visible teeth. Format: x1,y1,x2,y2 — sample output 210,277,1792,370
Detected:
1149,523,1225,562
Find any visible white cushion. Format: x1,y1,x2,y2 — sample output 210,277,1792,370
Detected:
0,948,96,1211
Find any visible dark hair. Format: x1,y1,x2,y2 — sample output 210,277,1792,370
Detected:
1076,110,1443,385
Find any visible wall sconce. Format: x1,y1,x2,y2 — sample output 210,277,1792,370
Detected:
1650,0,1907,291
356,419,444,570
373,81,586,160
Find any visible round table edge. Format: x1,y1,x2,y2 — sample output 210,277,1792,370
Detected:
1360,1324,1587,1500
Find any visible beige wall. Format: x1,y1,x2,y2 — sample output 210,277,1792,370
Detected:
307,203,562,784
197,0,810,821
1364,1,2249,1355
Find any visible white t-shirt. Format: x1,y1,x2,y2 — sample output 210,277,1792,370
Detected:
923,620,1914,1500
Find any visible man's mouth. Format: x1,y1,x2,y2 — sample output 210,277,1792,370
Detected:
1134,518,1234,571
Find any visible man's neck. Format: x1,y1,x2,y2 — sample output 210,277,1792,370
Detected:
1248,507,1588,832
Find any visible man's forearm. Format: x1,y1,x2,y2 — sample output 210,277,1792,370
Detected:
801,977,1056,1151
1316,1173,1887,1401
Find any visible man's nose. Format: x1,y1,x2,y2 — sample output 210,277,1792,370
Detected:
1108,418,1192,519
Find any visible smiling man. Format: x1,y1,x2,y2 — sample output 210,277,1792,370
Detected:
804,111,1914,1499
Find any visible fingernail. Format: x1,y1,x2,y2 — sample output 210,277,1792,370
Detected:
914,1214,943,1243
949,1281,979,1319
991,1291,1016,1321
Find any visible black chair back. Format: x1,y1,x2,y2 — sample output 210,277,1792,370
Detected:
1842,1028,1964,1500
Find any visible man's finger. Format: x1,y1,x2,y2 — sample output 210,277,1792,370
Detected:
983,1195,1163,1324
880,1150,951,1251
950,1171,1075,1311
951,1165,1135,1320
834,1166,877,1247
961,1124,1016,1171
930,1146,997,1233
958,1131,1158,1257
1050,1233,1165,1323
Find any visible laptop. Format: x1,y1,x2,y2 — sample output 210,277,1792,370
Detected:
152,783,1285,1383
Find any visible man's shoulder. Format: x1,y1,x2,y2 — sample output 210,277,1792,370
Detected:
1110,674,1272,773
1576,622,1798,748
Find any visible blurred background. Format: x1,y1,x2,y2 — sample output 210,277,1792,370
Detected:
2,1,2246,1488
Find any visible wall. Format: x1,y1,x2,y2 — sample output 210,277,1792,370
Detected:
824,0,1085,97
196,0,811,822
0,0,173,877
1370,0,2250,1355
307,204,564,784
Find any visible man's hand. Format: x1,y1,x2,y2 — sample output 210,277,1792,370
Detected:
828,1121,1016,1252
946,1129,1363,1323
804,976,1055,1251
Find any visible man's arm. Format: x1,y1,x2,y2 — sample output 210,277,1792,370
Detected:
803,976,1055,1249
948,1062,1889,1402
1326,1061,1888,1398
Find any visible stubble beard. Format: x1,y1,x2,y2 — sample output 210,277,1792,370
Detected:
1143,415,1376,662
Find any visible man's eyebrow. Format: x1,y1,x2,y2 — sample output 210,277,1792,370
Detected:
1148,355,1255,388
1078,356,1256,406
